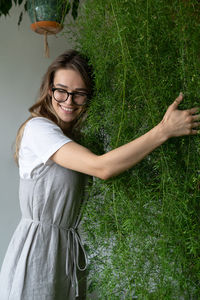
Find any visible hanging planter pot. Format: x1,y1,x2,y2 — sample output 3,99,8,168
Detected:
27,0,78,57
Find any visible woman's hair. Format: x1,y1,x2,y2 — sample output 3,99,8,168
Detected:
14,49,94,164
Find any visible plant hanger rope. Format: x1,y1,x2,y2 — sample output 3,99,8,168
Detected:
30,0,63,57
31,21,63,57
44,31,49,58
27,0,80,57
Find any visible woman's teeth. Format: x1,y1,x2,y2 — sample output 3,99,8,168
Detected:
60,106,74,112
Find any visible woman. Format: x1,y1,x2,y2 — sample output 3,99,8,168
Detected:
0,49,199,300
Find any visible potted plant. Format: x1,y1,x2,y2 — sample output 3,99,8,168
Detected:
0,0,79,25
27,0,79,33
0,0,80,56
27,0,79,56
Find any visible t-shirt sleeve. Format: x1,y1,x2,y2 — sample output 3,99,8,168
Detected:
21,117,72,164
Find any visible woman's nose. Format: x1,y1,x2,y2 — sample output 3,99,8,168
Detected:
66,94,73,105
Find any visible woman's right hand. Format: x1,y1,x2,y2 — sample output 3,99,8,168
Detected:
159,93,200,139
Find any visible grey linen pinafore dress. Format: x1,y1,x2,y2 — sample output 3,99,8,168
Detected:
0,160,88,299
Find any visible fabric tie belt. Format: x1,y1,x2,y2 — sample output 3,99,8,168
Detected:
22,218,88,297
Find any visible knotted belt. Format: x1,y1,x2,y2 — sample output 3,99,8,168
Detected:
22,218,88,297
66,228,88,297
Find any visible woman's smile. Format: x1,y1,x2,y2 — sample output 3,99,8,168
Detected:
59,104,77,113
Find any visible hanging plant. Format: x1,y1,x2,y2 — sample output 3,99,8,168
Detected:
0,0,79,23
0,0,80,57
28,0,69,57
28,0,80,57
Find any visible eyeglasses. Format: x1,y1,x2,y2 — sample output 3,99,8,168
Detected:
51,87,89,106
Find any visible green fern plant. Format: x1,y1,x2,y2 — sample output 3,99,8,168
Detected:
66,0,200,298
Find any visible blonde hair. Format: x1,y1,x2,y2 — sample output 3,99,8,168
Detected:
14,50,94,164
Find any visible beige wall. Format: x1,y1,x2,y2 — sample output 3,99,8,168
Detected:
0,4,74,265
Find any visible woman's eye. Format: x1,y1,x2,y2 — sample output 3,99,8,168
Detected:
58,89,67,94
75,93,84,97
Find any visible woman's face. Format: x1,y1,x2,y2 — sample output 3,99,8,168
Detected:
51,68,88,125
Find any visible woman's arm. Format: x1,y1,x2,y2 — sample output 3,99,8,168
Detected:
51,93,200,180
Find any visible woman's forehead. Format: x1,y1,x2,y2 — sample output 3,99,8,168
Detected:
54,68,86,89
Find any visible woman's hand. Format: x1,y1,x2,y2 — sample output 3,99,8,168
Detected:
160,93,200,139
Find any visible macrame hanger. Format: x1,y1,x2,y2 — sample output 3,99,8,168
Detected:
44,31,50,58
31,0,63,58
33,0,48,58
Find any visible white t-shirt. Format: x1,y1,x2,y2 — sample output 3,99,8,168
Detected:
19,117,72,179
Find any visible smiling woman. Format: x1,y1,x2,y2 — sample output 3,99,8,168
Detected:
0,49,199,300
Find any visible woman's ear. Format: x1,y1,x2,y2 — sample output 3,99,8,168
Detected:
48,88,52,97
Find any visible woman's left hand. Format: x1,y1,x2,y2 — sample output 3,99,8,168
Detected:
159,93,200,139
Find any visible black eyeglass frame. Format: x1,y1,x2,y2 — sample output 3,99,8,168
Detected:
51,87,89,106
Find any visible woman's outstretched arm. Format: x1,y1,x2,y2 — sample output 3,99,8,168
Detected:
51,93,200,180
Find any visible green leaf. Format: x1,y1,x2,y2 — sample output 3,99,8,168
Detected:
72,0,79,20
18,0,24,5
0,0,12,16
17,11,23,26
66,2,71,15
24,1,27,11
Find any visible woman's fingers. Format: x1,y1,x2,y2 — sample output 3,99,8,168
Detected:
186,113,200,129
191,129,199,135
161,92,200,138
186,113,200,130
171,95,200,131
192,114,200,121
172,92,184,109
187,107,199,115
191,121,200,128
